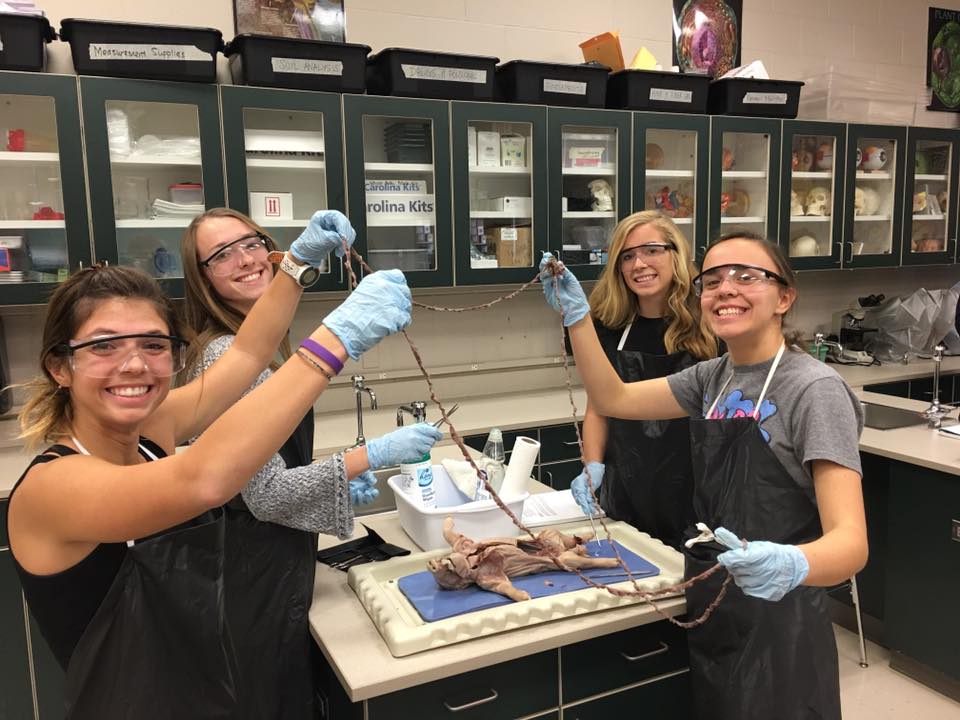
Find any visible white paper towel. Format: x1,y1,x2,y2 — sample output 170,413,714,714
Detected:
500,436,540,501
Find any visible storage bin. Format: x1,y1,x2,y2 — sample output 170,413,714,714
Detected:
606,69,709,113
0,12,56,72
225,34,369,92
169,183,203,204
707,77,804,119
496,60,608,108
59,19,222,83
366,48,498,101
562,132,616,170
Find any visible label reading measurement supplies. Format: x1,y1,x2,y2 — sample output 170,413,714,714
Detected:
742,92,788,105
543,79,587,95
649,87,693,103
88,43,210,62
401,64,487,83
271,57,343,76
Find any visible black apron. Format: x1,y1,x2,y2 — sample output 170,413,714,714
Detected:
682,348,840,720
222,408,320,720
598,322,697,550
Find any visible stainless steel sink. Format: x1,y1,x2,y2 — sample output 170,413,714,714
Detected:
353,466,399,516
861,402,926,430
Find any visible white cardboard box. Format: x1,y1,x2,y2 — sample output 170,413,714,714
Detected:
249,192,293,220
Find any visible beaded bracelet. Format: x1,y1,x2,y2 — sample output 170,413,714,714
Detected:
295,348,334,382
300,337,344,375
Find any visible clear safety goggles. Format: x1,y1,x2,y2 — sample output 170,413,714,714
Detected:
57,333,188,378
618,243,674,266
199,232,271,277
692,263,789,297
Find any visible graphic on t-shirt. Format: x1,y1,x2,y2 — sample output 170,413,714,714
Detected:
706,389,777,442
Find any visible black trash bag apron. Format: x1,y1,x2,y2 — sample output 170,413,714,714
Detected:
683,345,840,720
599,322,696,550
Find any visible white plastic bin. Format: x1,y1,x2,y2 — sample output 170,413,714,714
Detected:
169,183,203,204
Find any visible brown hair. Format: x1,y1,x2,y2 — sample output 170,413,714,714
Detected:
590,211,718,360
17,264,182,450
180,208,287,379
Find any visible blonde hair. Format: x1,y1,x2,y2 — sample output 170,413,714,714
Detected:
590,210,717,360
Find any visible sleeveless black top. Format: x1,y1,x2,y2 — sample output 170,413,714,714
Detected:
7,438,167,669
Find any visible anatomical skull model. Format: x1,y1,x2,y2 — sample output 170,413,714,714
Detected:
804,186,830,216
790,235,820,257
853,186,881,216
588,179,614,212
790,189,805,216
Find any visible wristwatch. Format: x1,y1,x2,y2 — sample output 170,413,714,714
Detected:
267,251,320,288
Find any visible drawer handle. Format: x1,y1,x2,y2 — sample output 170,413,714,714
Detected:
443,688,498,712
620,641,669,662
562,440,580,446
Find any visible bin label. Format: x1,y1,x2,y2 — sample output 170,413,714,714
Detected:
271,57,343,76
401,64,487,83
544,79,587,95
649,87,693,103
88,43,210,62
501,227,518,241
742,91,788,105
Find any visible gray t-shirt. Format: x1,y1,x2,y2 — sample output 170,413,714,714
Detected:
667,348,863,499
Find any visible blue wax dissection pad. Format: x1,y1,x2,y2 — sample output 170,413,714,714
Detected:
398,540,659,623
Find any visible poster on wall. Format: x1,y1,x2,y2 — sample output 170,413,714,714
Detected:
928,7,960,111
671,0,742,78
234,0,346,42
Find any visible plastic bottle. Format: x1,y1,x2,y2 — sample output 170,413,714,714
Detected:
400,450,436,509
481,428,506,494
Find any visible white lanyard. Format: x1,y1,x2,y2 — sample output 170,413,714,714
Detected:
704,342,786,420
617,322,633,351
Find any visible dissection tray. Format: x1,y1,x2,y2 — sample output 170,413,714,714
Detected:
347,521,685,657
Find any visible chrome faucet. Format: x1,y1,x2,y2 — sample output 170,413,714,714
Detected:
397,401,427,427
814,332,844,361
922,344,950,429
352,375,378,446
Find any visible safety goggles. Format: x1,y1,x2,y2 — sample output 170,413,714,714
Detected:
692,263,789,297
56,333,188,378
199,232,270,277
618,243,674,266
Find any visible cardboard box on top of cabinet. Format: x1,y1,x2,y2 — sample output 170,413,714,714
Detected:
485,225,532,267
249,192,293,220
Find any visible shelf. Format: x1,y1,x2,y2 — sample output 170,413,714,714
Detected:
0,219,65,229
563,165,615,176
115,218,193,228
720,216,765,224
789,215,831,222
365,162,434,173
912,214,946,221
670,217,693,225
469,166,530,176
855,171,892,180
366,214,435,227
792,171,832,179
646,169,694,178
246,158,325,170
722,170,766,178
563,211,616,219
915,174,948,182
0,151,60,164
470,211,532,219
111,155,202,166
853,215,890,222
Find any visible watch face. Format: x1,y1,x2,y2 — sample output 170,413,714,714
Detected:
301,265,321,287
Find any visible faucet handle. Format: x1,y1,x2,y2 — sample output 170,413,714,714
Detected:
934,344,946,362
352,374,365,389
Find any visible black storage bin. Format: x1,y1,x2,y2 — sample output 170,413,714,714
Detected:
366,48,497,101
0,13,55,71
225,34,370,92
496,60,608,108
59,19,222,83
606,69,709,113
707,77,804,118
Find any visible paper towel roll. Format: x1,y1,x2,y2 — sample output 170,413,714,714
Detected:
500,436,540,500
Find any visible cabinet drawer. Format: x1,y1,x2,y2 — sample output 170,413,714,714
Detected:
367,650,558,720
561,619,689,702
0,498,7,548
538,423,583,463
562,670,691,719
539,459,581,491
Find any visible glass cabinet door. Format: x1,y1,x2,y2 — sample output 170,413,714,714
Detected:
548,107,631,281
0,73,90,304
221,86,345,291
633,113,708,257
779,120,846,270
452,102,547,286
842,125,906,268
80,78,224,297
902,127,959,266
709,118,781,250
344,95,451,288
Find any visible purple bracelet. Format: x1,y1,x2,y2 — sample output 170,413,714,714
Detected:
300,338,344,375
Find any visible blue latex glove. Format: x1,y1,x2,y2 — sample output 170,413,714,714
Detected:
366,423,443,470
289,210,357,265
571,462,605,515
538,252,590,326
349,470,379,506
715,526,810,602
322,270,411,359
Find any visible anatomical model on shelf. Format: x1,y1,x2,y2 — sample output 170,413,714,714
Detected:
721,146,735,171
645,143,665,169
790,234,820,257
652,185,693,218
790,189,805,216
804,186,830,216
793,142,815,172
588,179,614,212
860,146,888,172
853,186,881,216
720,188,750,217
815,142,834,171
911,235,945,253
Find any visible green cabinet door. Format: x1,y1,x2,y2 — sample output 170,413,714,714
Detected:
451,101,547,286
708,116,782,258
634,112,709,258
0,549,35,720
221,85,346,292
842,124,906,268
780,120,846,270
80,77,225,299
901,126,959,266
343,95,453,288
0,71,91,305
547,107,632,281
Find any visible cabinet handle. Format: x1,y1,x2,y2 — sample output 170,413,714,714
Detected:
442,688,499,712
543,470,553,487
562,440,580,446
949,238,957,261
844,242,854,264
620,640,670,662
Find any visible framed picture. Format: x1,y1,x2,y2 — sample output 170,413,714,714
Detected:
234,0,346,42
671,0,742,78
927,7,960,111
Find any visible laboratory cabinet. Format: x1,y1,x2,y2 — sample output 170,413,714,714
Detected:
633,112,709,256
0,71,91,305
900,126,960,266
450,101,548,286
221,85,347,291
344,94,453,288
80,76,225,298
547,106,632,281
779,120,847,270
